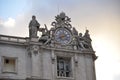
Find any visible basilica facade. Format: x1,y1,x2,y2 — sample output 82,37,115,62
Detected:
0,12,97,80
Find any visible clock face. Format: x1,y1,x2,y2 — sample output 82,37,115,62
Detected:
55,28,72,45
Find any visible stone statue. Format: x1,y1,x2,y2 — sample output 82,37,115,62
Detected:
72,27,78,36
78,33,83,41
39,24,51,44
83,29,91,42
82,30,93,49
29,15,40,38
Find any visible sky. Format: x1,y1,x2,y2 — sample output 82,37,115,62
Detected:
0,0,120,80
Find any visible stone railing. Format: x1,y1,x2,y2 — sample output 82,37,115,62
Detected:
0,35,29,43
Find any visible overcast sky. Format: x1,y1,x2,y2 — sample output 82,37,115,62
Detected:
0,0,120,80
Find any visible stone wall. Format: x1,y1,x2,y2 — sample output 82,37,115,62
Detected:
0,43,96,80
0,43,27,79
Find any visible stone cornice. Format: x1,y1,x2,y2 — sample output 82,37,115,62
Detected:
40,46,95,54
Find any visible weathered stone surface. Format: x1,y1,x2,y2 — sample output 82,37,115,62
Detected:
0,12,97,80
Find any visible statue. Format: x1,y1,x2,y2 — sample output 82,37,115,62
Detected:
29,15,40,38
72,27,78,36
77,32,92,50
78,33,83,41
83,29,92,43
77,33,84,49
39,24,51,44
82,30,93,49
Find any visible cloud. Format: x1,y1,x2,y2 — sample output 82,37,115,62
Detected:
0,17,15,27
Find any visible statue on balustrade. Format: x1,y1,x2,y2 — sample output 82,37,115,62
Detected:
29,15,40,38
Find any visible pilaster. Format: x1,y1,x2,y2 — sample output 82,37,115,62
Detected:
29,37,41,79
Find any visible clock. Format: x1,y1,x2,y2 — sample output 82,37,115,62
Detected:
55,27,72,45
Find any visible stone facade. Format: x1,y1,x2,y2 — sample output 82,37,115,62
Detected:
0,12,97,80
